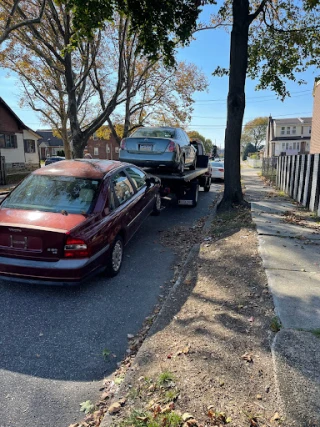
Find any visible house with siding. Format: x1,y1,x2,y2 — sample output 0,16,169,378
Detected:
265,116,312,157
0,97,40,171
310,80,320,154
37,129,64,160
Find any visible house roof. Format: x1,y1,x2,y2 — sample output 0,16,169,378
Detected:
273,117,312,125
0,97,28,131
36,129,64,147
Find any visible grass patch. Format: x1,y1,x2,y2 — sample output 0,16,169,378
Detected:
158,371,175,387
311,329,320,338
119,408,182,427
277,190,287,197
270,316,282,332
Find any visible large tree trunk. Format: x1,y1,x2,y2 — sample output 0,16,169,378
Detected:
219,0,250,210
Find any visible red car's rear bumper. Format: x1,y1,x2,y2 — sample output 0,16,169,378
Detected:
0,245,110,286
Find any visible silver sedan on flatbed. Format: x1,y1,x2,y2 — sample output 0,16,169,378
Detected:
119,126,197,174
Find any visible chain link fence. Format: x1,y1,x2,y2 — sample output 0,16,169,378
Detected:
262,157,277,184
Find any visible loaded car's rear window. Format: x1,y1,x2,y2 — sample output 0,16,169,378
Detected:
131,128,175,139
1,175,100,214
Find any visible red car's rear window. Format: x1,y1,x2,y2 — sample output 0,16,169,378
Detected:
2,175,101,214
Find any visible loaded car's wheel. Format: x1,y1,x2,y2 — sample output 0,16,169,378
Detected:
178,156,185,174
204,177,211,192
106,235,124,277
151,192,161,216
189,155,197,170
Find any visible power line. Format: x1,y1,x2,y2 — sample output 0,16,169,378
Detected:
192,111,312,119
193,89,312,103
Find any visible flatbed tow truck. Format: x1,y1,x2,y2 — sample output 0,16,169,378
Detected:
145,155,211,207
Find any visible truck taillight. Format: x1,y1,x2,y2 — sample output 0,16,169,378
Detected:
120,139,126,150
218,168,224,172
64,237,90,258
165,140,176,152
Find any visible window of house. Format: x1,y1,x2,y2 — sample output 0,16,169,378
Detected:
282,143,285,150
297,142,300,151
115,147,119,153
94,147,99,156
286,127,290,135
0,133,17,149
292,126,296,135
286,143,289,150
281,127,285,135
24,139,36,153
51,148,57,155
309,127,312,134
293,142,296,150
92,133,98,140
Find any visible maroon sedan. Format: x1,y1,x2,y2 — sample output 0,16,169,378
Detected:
0,160,161,285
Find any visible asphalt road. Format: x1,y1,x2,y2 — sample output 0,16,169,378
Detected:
0,183,221,427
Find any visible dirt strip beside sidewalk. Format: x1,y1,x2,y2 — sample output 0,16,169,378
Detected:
101,208,288,427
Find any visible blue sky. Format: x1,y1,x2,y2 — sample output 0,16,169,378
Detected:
0,4,317,149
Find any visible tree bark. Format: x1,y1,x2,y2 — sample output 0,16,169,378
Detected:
219,0,250,210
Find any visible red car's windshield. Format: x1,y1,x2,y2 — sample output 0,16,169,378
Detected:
1,175,101,214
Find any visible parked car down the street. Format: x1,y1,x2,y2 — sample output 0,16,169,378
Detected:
44,156,65,166
119,126,197,174
0,159,161,286
210,160,224,181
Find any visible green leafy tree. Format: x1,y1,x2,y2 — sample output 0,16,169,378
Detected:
203,1,320,209
187,130,213,154
242,142,256,160
241,116,267,151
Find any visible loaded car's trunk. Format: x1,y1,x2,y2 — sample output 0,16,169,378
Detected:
125,138,170,154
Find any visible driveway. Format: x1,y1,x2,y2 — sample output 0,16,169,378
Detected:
0,183,221,427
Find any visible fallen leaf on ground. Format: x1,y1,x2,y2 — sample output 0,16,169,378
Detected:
270,412,281,422
241,352,253,363
108,402,121,414
182,413,195,421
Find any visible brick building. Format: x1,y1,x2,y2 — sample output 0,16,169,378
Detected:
37,129,120,160
310,80,320,154
85,133,119,160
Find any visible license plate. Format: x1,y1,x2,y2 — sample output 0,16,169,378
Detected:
178,199,193,205
139,144,153,152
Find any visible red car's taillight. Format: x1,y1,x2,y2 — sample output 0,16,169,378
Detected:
64,237,90,258
120,139,126,150
165,140,176,152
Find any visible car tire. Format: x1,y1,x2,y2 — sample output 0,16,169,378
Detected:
189,155,197,170
178,156,185,175
106,235,124,277
192,183,199,207
204,179,211,192
151,192,161,216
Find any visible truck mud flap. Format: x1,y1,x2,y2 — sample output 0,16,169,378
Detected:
177,180,199,207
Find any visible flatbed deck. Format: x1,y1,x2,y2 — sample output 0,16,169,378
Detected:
144,167,209,182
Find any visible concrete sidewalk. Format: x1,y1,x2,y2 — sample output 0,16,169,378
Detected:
242,165,320,426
